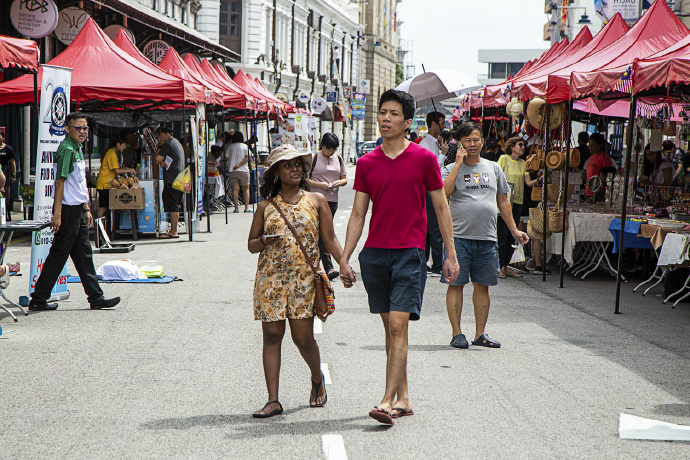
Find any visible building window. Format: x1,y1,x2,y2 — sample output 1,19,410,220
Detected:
172,2,176,19
153,0,158,11
508,62,524,76
219,0,241,53
182,6,186,25
489,62,506,79
164,0,169,16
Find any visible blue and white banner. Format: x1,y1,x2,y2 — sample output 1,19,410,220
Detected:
30,65,72,298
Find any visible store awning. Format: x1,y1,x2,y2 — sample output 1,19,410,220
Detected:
0,34,39,73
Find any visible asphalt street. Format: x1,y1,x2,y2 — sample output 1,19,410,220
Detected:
1,166,690,459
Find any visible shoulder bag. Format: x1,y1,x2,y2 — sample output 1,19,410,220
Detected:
268,198,335,321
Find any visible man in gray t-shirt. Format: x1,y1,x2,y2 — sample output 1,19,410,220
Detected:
154,126,185,239
440,123,529,350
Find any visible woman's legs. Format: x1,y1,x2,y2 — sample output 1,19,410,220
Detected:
232,184,240,210
254,320,286,416
288,316,326,406
498,203,522,275
241,185,250,211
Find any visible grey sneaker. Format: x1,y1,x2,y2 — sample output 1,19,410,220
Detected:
525,258,536,271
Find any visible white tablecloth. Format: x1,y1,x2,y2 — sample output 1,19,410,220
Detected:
563,212,616,264
208,175,225,199
657,233,690,268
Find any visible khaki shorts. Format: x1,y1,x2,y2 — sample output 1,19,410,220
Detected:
227,171,250,187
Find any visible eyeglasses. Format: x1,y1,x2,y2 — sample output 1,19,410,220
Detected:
517,143,525,147
69,126,89,133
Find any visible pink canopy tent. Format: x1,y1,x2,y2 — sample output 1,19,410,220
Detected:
189,57,256,112
632,35,690,94
570,0,690,100
484,15,629,107
538,0,688,103
0,18,205,106
233,69,288,116
0,34,39,73
157,46,223,106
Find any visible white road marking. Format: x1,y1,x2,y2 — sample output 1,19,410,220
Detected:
313,320,323,334
322,434,348,460
339,215,347,219
320,363,332,384
335,223,343,228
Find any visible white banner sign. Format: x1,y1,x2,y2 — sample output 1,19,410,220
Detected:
30,65,72,298
596,0,641,22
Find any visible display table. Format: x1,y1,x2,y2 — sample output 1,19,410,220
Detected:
608,219,653,253
639,224,677,250
564,211,618,279
0,221,51,321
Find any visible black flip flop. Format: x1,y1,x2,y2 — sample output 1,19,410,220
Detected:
310,373,328,407
369,407,394,425
391,407,414,419
450,333,469,349
252,400,283,418
471,333,501,348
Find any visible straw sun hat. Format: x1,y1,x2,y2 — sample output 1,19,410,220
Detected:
526,97,563,131
265,144,313,175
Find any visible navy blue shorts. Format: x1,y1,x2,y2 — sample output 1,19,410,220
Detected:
442,238,499,287
358,247,427,321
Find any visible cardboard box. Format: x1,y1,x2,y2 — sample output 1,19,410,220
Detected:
109,188,144,210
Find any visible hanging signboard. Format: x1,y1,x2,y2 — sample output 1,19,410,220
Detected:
359,79,370,93
311,97,327,114
30,64,72,299
352,92,366,120
326,92,338,103
195,104,206,217
143,40,171,65
54,7,91,45
595,0,641,22
297,91,311,105
10,0,59,39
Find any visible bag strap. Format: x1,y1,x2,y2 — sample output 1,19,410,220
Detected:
268,197,319,276
309,152,318,178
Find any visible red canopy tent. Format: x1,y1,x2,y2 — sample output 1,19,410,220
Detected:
157,46,223,106
233,69,288,116
0,34,39,73
539,0,688,103
230,68,282,115
632,35,690,94
0,18,205,106
187,56,254,111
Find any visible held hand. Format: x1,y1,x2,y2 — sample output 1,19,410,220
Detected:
85,211,93,229
320,182,331,189
233,165,240,171
443,255,460,284
262,235,282,246
439,139,450,155
339,257,356,288
455,146,468,166
10,177,16,183
329,181,341,189
512,229,529,245
50,214,61,233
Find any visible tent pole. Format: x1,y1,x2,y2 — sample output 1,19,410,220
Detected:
560,99,573,288
615,95,637,315
205,106,211,233
542,105,551,282
183,104,193,242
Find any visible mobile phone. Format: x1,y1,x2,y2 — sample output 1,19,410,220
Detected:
263,233,284,238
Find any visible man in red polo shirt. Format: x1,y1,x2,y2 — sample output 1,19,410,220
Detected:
340,89,459,425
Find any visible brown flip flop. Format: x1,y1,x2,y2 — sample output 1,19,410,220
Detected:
391,407,414,419
369,407,394,425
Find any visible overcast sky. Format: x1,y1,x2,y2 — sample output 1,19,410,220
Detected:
395,0,550,81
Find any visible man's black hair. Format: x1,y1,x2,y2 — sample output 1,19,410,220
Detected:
578,131,589,144
456,122,482,139
155,125,174,135
66,112,86,126
426,111,445,129
378,89,415,120
320,132,339,150
232,131,245,143
662,139,675,151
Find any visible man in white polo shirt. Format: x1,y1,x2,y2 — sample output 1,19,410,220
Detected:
29,112,120,311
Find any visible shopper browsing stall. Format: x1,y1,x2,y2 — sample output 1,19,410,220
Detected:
0,130,17,221
154,126,184,239
306,133,347,280
96,135,137,218
226,131,251,213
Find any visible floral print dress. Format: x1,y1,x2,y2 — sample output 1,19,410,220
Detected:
254,193,320,322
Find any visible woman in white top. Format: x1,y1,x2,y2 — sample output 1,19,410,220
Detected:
639,143,673,186
306,133,347,280
226,131,252,213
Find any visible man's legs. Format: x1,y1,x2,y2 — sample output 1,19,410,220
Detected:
472,282,491,340
446,284,465,336
168,212,179,236
378,311,411,414
69,211,104,304
31,206,80,304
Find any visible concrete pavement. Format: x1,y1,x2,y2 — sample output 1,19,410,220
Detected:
1,172,690,458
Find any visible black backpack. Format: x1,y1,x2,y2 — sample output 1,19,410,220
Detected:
309,152,344,179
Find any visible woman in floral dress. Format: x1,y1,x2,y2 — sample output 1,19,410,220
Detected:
248,144,345,418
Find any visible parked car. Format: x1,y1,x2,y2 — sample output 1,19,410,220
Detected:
356,141,378,161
